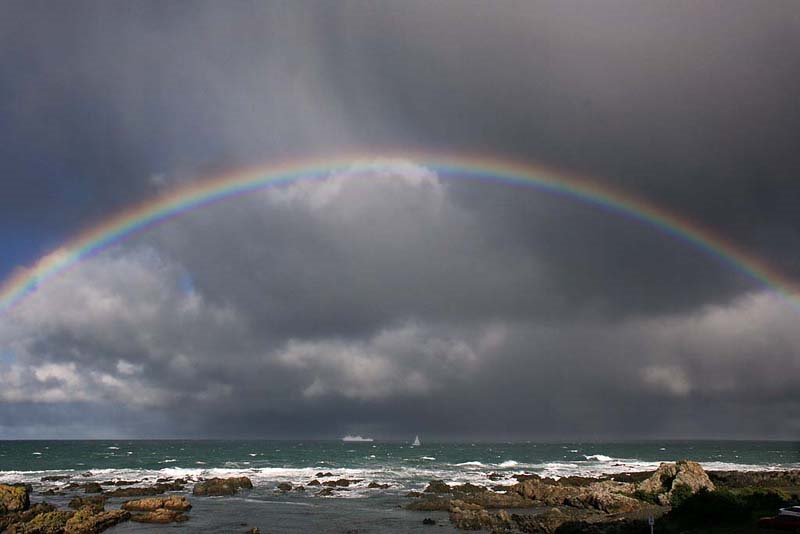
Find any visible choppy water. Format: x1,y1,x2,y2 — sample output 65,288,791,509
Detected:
1,440,797,532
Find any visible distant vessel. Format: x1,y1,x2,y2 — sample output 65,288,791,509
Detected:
412,435,421,447
341,435,374,442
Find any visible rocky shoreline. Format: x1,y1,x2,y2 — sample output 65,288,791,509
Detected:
403,461,800,532
1,462,798,532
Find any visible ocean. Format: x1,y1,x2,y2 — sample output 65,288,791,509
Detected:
1,440,798,532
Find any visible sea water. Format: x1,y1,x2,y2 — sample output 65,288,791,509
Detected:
1,440,797,532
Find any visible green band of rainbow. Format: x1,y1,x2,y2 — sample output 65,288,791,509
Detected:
1,153,798,316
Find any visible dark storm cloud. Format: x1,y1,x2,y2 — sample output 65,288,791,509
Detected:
1,1,799,439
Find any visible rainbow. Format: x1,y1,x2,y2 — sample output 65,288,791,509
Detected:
1,152,798,316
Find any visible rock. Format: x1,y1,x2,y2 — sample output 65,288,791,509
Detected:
40,475,70,482
7,510,73,534
63,507,130,534
423,480,451,494
512,473,542,482
105,486,164,498
367,482,390,489
486,472,504,481
0,484,30,514
406,497,452,511
295,485,306,492
130,509,189,524
510,478,639,513
193,477,253,496
578,485,641,513
322,478,359,487
422,517,436,525
531,507,569,533
121,496,192,512
0,503,57,532
246,528,260,534
307,479,321,486
68,496,107,511
155,480,186,491
708,469,800,489
276,482,293,492
637,460,714,504
316,487,336,497
462,489,534,509
448,500,513,531
408,484,534,511
315,472,333,478
82,483,103,494
450,483,486,495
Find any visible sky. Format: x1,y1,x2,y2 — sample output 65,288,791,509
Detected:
1,0,799,440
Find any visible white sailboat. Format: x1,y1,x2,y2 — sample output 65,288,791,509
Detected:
412,435,421,447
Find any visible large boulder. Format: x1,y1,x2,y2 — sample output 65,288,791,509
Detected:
423,480,451,494
0,484,30,514
577,484,641,513
64,507,130,534
509,478,639,513
0,504,57,532
130,509,189,524
68,496,107,512
121,496,192,512
7,510,73,534
448,500,513,531
193,477,253,496
637,460,714,505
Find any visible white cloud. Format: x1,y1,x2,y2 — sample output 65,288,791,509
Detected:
276,323,480,400
641,365,691,396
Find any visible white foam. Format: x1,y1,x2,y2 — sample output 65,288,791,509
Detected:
421,457,436,461
584,454,614,462
1,459,796,498
498,460,518,468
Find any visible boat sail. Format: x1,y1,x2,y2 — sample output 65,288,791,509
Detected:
412,435,421,446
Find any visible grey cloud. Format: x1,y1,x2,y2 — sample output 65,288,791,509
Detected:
1,1,799,438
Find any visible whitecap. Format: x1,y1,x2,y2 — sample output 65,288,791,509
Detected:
455,461,485,467
584,454,614,462
421,456,436,461
498,460,518,468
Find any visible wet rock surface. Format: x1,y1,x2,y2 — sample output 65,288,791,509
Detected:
403,461,783,532
121,496,192,512
0,485,30,515
192,476,253,496
129,508,189,524
67,496,106,512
